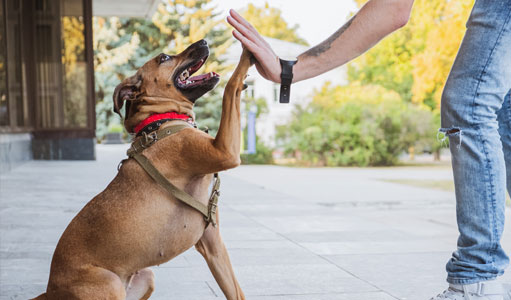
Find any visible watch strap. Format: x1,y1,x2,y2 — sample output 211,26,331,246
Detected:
279,58,297,103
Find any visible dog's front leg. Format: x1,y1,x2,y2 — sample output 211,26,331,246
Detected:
195,210,245,300
212,49,254,168
181,49,254,174
179,49,253,174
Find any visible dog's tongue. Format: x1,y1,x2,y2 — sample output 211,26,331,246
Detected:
189,72,218,81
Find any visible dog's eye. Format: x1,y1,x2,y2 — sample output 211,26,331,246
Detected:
159,54,171,64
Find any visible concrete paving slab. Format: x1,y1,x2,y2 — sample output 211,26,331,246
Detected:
250,292,397,300
1,144,510,300
233,264,379,296
325,252,452,300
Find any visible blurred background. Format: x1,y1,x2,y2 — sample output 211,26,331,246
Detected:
0,0,475,169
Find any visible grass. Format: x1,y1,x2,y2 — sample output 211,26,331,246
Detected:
379,178,511,206
379,179,455,192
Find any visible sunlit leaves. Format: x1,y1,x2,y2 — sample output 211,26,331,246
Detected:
349,0,474,109
240,3,308,46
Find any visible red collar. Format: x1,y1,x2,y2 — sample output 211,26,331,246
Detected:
134,112,192,134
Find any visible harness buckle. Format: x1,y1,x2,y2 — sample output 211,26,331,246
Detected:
206,189,220,227
141,131,158,148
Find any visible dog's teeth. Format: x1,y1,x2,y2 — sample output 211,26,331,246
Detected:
179,70,190,82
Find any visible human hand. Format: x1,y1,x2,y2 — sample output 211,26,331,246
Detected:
227,9,282,83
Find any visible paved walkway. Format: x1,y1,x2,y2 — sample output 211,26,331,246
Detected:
1,145,510,300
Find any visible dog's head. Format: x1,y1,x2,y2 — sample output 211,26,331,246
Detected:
113,39,220,132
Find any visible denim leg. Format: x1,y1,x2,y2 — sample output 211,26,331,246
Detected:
497,91,511,195
440,0,511,285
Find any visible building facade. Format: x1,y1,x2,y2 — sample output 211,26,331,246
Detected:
0,0,158,173
0,0,95,173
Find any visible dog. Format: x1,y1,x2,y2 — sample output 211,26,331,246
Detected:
32,39,253,300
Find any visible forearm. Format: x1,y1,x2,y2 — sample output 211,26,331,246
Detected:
293,0,413,83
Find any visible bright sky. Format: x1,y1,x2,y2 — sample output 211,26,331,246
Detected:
213,0,359,46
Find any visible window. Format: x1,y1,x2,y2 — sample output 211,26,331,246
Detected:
35,0,88,129
2,0,29,128
1,0,94,134
61,0,87,127
0,1,7,126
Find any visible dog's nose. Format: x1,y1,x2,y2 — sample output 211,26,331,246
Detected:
197,39,207,46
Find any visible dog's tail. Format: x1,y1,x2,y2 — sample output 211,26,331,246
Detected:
31,293,48,300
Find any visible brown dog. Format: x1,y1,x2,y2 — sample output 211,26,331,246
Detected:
32,40,252,300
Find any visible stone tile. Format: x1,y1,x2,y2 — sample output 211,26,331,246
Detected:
0,284,47,300
151,268,217,299
225,240,327,266
220,225,283,242
251,214,388,235
250,292,398,300
283,229,414,243
299,238,454,255
234,264,378,296
325,252,458,300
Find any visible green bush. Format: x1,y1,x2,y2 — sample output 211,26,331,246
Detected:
277,84,439,166
107,123,124,133
241,140,274,165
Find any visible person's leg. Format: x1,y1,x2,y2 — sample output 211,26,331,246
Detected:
440,0,511,287
496,91,511,196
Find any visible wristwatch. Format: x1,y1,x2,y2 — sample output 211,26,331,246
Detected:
279,58,297,103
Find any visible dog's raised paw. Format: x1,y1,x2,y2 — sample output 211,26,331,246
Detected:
249,54,256,66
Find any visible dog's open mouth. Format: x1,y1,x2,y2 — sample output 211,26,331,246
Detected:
176,56,220,89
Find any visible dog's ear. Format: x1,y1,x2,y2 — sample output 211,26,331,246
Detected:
113,74,142,117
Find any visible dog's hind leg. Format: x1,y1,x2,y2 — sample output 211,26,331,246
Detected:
195,209,245,300
39,265,126,300
126,268,155,300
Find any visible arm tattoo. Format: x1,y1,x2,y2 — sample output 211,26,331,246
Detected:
301,15,356,57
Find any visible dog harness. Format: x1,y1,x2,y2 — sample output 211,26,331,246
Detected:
126,121,220,227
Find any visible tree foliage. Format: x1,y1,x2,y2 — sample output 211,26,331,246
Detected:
93,0,232,139
349,0,474,108
240,3,308,46
278,0,473,166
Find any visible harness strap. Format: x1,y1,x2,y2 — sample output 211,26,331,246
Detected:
132,153,209,215
126,122,220,226
127,123,192,157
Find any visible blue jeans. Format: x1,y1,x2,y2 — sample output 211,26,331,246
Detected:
440,0,511,285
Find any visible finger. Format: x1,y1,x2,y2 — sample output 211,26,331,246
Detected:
232,30,259,54
233,31,280,82
232,31,271,68
227,16,265,48
229,9,266,44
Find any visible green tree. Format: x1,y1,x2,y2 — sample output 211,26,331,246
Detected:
277,0,473,166
349,0,474,108
93,0,233,139
241,3,308,46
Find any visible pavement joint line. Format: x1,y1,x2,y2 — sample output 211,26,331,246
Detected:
322,251,453,256
321,255,401,300
205,281,218,297
220,197,395,298
248,290,398,297
426,218,454,227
